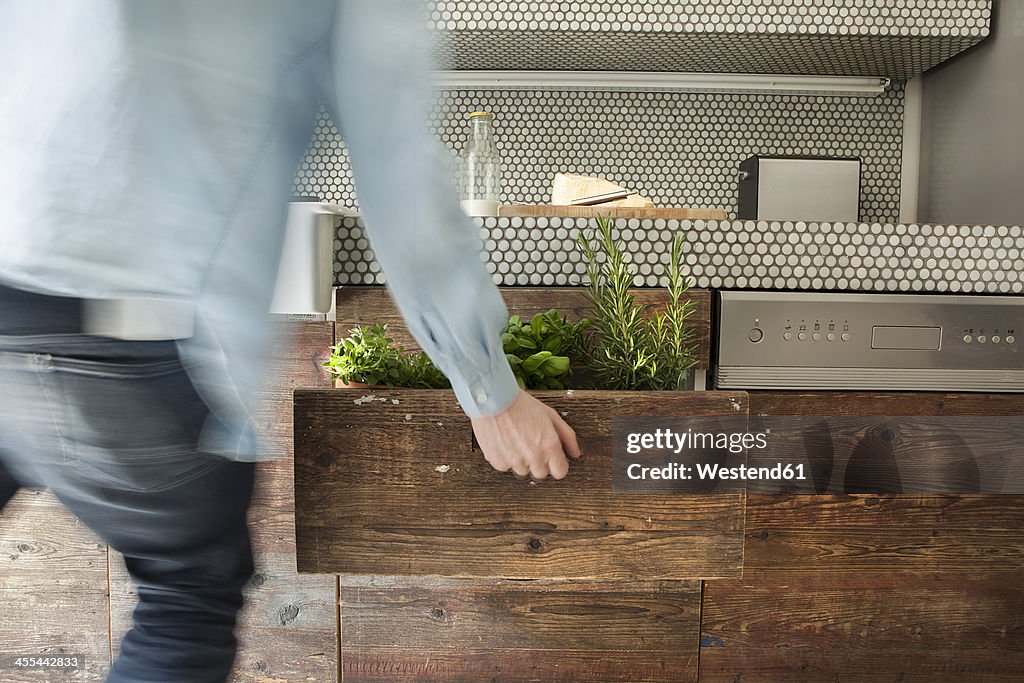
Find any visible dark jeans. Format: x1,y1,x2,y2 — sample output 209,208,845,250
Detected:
0,286,254,683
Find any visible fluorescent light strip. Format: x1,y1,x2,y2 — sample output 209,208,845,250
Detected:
433,70,890,96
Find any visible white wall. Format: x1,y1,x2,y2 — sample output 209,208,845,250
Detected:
918,0,1024,226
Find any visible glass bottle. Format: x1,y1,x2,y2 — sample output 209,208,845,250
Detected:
458,111,501,217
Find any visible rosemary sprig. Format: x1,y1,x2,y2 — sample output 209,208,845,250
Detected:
576,215,696,390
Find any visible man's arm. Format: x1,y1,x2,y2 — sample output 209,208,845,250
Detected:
326,0,579,478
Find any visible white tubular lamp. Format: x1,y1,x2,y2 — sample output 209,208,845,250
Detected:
269,198,355,318
432,71,890,97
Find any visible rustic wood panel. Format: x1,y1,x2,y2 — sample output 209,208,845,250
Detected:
499,205,729,220
748,391,1024,417
335,286,713,370
295,389,747,578
0,489,110,682
742,493,1024,572
340,577,701,683
108,321,339,683
699,571,1024,682
745,391,1024,572
231,321,339,683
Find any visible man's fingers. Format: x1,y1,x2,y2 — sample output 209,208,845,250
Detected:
471,392,582,480
511,461,531,478
547,453,570,480
529,461,550,480
550,411,582,459
485,453,513,473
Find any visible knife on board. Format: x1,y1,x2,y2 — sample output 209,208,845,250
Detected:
566,189,633,206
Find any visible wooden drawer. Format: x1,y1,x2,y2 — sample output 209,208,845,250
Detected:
294,389,747,579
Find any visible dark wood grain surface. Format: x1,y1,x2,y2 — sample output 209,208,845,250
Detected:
748,391,1024,416
294,389,747,579
697,389,1024,680
335,286,713,370
233,322,340,683
339,577,701,683
742,493,1024,572
0,489,110,682
744,391,1024,572
699,570,1024,682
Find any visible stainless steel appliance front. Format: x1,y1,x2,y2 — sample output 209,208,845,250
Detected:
714,291,1024,392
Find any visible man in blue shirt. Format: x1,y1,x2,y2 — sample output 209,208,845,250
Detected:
0,2,580,680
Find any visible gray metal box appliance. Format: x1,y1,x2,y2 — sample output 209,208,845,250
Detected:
737,155,861,222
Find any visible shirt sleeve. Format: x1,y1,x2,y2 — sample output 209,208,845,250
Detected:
326,0,520,418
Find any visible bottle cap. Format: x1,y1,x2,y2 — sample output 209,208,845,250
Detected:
469,111,493,118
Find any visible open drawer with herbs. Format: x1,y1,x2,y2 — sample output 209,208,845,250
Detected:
291,220,732,681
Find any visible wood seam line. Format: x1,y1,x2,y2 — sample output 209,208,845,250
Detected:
106,545,113,665
696,579,705,683
335,575,342,683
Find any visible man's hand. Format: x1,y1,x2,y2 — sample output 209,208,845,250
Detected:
470,390,581,480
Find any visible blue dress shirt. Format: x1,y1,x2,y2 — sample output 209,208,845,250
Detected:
0,0,520,460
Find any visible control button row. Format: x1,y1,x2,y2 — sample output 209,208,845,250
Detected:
964,334,1015,344
782,331,849,342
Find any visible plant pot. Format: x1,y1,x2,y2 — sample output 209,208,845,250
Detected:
333,380,389,389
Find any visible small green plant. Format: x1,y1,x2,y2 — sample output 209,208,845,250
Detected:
396,348,450,389
502,310,590,390
576,215,696,390
327,311,591,391
324,324,450,388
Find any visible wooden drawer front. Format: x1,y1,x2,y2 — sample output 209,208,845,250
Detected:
294,389,747,579
340,577,701,683
700,571,1024,682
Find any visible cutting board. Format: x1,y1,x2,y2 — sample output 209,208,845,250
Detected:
499,205,729,220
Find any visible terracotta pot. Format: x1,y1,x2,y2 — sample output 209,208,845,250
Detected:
333,380,389,389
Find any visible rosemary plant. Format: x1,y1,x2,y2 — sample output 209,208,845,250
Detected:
576,215,696,390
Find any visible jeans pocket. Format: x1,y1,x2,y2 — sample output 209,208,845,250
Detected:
42,346,221,492
48,354,185,379
70,444,225,493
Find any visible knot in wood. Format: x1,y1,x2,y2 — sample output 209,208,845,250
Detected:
277,603,300,626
